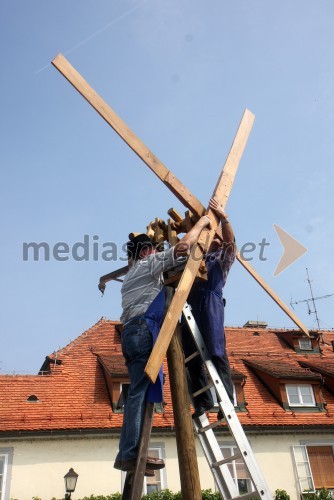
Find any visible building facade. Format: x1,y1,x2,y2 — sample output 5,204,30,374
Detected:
1,319,334,499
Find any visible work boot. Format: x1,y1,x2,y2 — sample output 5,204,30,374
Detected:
114,456,165,471
146,456,165,470
192,404,213,419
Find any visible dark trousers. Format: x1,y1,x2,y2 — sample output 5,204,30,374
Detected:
182,322,234,408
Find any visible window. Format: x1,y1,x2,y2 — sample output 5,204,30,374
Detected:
286,385,315,407
210,385,237,409
143,447,166,494
293,444,334,492
117,384,164,414
307,446,334,489
292,446,315,493
121,444,167,494
0,448,13,500
0,455,6,500
220,445,253,495
116,383,130,411
299,339,313,351
27,395,39,402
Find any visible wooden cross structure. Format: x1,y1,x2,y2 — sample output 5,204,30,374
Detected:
52,54,309,499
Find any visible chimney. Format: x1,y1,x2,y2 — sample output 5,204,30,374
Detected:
243,320,268,329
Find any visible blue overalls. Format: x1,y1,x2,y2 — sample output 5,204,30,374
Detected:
182,250,234,408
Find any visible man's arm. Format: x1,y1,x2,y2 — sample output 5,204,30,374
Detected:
209,197,235,247
174,215,211,258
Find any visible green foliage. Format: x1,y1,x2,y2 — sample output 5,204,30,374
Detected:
303,489,334,500
142,490,182,499
141,490,220,499
76,491,222,500
79,495,122,500
275,489,291,500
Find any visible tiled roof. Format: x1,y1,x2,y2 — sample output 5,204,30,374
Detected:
96,353,128,377
243,359,322,380
0,321,334,434
299,360,334,377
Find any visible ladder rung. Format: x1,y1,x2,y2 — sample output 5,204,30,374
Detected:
198,418,225,433
192,383,214,398
212,452,242,468
184,351,200,363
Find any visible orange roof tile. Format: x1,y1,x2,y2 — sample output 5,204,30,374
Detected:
243,359,322,380
0,321,334,434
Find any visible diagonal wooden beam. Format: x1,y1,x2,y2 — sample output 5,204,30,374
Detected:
51,53,204,217
52,54,309,336
237,254,309,334
145,110,254,383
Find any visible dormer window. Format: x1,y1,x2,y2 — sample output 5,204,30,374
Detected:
286,384,315,407
298,339,313,351
275,331,320,354
209,369,247,413
97,353,164,414
243,359,325,412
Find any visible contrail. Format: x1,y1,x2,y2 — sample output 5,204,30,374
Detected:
35,0,149,76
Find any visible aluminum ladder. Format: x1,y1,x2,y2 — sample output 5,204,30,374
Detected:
182,303,273,500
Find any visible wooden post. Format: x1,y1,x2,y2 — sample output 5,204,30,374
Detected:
122,402,154,500
165,287,202,500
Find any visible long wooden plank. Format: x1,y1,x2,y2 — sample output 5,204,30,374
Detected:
51,53,204,217
237,252,309,335
52,55,309,335
124,402,154,500
145,110,254,383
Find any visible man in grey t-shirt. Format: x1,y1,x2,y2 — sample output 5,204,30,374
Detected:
114,214,211,473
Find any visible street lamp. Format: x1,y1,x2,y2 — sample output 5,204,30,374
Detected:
64,468,79,500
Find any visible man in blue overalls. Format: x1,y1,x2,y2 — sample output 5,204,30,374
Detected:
114,213,212,473
182,196,236,419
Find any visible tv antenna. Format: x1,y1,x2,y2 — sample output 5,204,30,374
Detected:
290,268,334,330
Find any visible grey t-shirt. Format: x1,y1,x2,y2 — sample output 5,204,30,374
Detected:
120,247,179,324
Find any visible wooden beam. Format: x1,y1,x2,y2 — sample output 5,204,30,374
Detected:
167,208,183,223
237,251,309,335
122,402,154,499
98,265,129,291
51,53,204,217
52,55,308,334
145,110,254,383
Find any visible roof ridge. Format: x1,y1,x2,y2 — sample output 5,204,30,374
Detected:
48,317,120,359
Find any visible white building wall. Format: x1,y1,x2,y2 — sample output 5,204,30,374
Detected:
1,432,333,500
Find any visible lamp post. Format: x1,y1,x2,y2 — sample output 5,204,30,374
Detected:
64,468,79,500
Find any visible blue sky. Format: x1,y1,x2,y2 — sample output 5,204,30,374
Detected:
1,0,334,373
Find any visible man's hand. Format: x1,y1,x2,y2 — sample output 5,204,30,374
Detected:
209,196,228,221
174,214,212,258
198,214,212,229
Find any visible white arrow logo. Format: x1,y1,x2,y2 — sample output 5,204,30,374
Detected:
273,224,308,276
